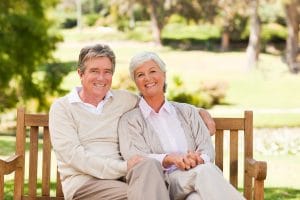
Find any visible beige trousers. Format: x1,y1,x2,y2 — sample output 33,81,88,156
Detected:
73,159,170,200
166,163,245,200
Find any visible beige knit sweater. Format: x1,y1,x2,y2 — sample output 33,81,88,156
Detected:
49,90,137,200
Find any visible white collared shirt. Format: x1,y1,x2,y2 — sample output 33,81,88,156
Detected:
67,87,113,115
139,98,210,171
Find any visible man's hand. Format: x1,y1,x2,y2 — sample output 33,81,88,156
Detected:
199,109,216,136
127,155,144,171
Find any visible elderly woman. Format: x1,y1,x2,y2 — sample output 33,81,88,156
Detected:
118,52,245,200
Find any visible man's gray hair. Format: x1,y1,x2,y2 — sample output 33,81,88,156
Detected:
129,51,166,80
78,44,116,73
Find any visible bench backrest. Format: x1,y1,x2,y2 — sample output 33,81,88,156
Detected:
8,108,255,199
214,110,253,199
14,108,63,200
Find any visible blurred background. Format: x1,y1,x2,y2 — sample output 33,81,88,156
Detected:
0,0,299,199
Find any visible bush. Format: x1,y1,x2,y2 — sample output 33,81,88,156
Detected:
167,76,227,108
85,14,100,27
61,17,77,29
261,23,287,42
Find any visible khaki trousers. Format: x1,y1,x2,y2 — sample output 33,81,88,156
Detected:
73,159,170,200
166,163,245,200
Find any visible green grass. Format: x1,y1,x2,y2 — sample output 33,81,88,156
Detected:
3,179,299,200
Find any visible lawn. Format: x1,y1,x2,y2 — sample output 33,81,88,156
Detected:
1,133,299,199
54,30,300,127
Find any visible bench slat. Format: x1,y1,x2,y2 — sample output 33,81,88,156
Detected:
230,129,238,188
215,129,224,171
42,127,51,196
28,127,39,198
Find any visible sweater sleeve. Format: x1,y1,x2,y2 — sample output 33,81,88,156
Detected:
118,111,152,161
189,107,215,162
49,100,127,180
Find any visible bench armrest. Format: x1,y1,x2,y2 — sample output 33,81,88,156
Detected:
0,155,23,175
245,158,267,200
246,158,267,181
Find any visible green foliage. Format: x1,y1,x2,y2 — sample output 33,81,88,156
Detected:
162,23,220,40
0,0,64,112
261,23,287,42
85,13,100,26
167,14,188,25
167,76,227,108
259,0,286,24
125,21,153,41
112,73,138,93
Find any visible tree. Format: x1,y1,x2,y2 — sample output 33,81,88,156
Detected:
246,0,261,70
0,0,62,112
283,0,300,73
217,0,248,51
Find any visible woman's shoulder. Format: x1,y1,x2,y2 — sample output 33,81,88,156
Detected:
170,101,196,113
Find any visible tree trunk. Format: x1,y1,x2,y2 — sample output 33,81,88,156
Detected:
148,0,162,46
76,0,82,30
246,0,261,70
284,0,300,73
221,29,230,51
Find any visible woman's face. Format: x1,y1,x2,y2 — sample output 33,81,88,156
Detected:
134,60,166,99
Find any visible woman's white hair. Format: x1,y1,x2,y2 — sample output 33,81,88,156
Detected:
129,51,166,80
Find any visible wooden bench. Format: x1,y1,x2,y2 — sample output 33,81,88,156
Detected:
0,108,267,200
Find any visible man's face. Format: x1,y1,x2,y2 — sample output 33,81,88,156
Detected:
78,56,113,100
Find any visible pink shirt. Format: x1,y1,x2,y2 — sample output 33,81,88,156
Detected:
139,98,210,171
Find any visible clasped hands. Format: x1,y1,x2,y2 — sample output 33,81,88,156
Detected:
162,151,204,171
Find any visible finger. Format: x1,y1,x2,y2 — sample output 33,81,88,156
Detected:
189,158,196,168
176,159,186,170
183,156,191,170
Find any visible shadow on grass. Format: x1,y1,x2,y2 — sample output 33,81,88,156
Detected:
265,187,300,200
4,180,60,200
3,180,300,200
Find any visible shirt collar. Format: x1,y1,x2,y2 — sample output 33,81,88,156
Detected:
68,86,113,105
139,97,172,119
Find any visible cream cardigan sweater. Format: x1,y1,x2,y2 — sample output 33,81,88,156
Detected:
118,102,215,163
49,90,137,200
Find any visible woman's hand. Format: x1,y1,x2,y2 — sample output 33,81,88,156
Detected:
163,153,196,170
163,151,204,171
187,151,204,165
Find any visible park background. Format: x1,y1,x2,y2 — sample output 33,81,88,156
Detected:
0,0,299,199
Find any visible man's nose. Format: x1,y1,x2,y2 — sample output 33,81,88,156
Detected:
96,72,105,80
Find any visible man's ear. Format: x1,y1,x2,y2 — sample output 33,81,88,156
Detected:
78,68,83,78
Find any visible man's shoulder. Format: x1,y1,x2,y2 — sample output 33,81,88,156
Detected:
50,95,69,112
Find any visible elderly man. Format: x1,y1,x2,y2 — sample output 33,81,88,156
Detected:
49,44,215,200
